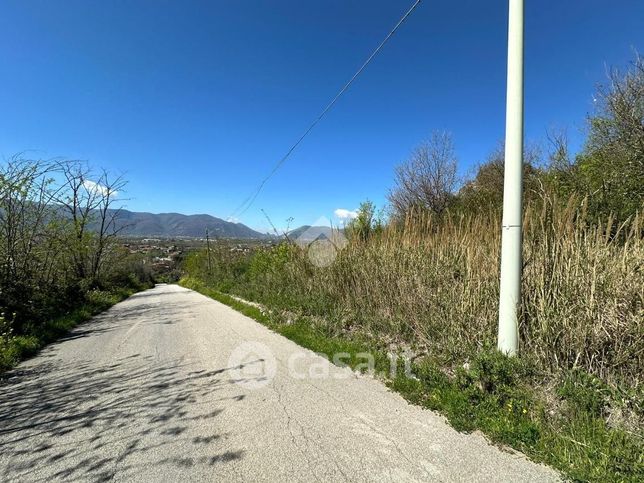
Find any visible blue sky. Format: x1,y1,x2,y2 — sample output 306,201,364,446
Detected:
1,1,642,232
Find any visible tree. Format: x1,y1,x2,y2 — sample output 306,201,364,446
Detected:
88,170,127,283
53,161,127,286
0,157,67,324
576,54,644,221
388,131,458,219
347,200,376,241
458,144,542,214
0,155,132,333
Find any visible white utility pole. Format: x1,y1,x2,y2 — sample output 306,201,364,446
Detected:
498,0,524,355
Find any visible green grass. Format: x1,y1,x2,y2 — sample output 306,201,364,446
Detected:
0,286,140,373
181,276,644,482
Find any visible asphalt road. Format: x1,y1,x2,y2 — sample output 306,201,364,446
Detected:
0,284,559,482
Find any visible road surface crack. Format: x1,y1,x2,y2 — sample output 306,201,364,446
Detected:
270,379,323,482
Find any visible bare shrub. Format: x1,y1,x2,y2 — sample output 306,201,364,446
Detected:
0,155,132,332
388,131,458,219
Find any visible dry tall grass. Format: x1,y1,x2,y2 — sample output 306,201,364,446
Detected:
190,198,642,388
252,201,642,387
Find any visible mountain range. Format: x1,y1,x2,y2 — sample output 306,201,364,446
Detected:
110,209,268,239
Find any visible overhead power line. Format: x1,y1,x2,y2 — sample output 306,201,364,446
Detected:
229,0,422,219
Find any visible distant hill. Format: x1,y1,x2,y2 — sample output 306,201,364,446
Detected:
107,209,268,239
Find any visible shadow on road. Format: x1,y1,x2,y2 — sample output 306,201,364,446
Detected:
0,350,247,480
53,298,199,345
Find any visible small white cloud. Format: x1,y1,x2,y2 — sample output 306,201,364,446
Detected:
334,208,358,220
83,179,116,197
226,217,239,223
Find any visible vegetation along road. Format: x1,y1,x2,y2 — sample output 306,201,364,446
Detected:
0,284,559,482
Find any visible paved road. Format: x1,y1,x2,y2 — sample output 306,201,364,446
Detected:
0,284,559,482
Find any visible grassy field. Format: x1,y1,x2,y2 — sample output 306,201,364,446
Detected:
182,202,643,482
